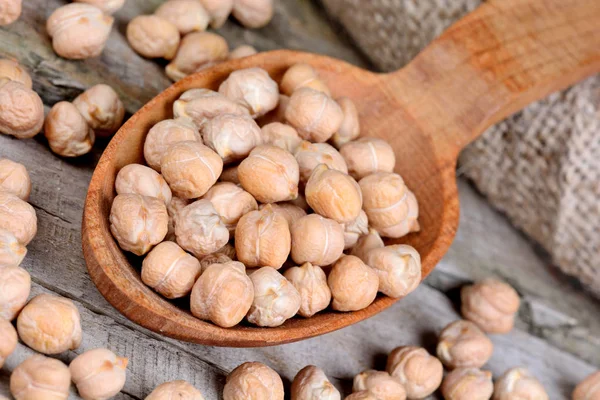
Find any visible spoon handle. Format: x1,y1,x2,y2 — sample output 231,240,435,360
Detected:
386,0,600,161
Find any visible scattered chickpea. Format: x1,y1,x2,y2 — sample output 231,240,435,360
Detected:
573,371,600,400
0,266,30,320
46,3,114,59
328,255,378,312
219,68,279,117
0,229,27,268
353,370,406,400
343,210,368,249
0,158,31,200
72,84,125,137
203,182,258,232
144,118,201,172
294,141,348,184
280,63,330,96
461,278,520,334
340,137,396,180
291,365,340,400
115,164,172,205
191,261,254,327
331,97,360,148
10,354,71,400
247,267,300,327
284,263,331,317
259,202,306,226
229,45,258,59
219,164,241,185
199,252,232,274
70,348,128,400
441,368,494,400
73,0,125,14
174,199,229,258
0,79,44,139
235,205,291,269
364,244,421,298
350,228,384,263
286,87,343,143
386,346,443,399
127,15,180,60
166,32,229,81
173,88,248,128
224,362,284,400
261,122,302,153
0,191,37,245
437,320,493,370
17,293,82,354
199,0,233,28
0,59,32,88
146,380,205,400
231,0,274,28
44,101,95,157
142,241,201,299
290,214,344,266
0,0,21,25
0,318,17,368
257,94,289,126
166,196,190,242
493,367,548,400
155,0,210,35
377,190,419,239
203,113,263,163
109,193,169,256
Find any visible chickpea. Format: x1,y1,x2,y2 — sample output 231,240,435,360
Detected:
191,261,254,327
174,199,229,258
166,32,229,81
573,371,600,400
340,137,395,180
0,158,31,200
224,362,284,400
364,244,421,298
115,164,172,205
17,294,81,354
198,0,233,28
259,202,306,226
142,242,201,299
331,97,360,148
294,141,348,184
261,122,302,154
247,267,300,327
72,84,125,137
437,320,493,370
343,210,368,249
493,368,548,400
290,214,344,266
46,3,114,59
10,354,71,400
461,278,520,334
199,252,232,274
109,194,169,256
0,318,17,368
73,0,125,14
280,63,330,96
203,113,263,163
257,94,289,126
0,59,32,88
328,255,378,312
0,79,44,139
346,392,378,400
0,266,30,320
238,145,299,203
291,365,340,400
235,205,291,269
441,368,493,400
219,165,240,185
386,346,443,399
0,0,21,25
284,263,331,317
166,196,190,242
229,45,258,59
127,15,180,60
70,348,128,400
0,191,37,245
146,380,205,400
377,190,419,239
219,68,279,117
350,228,384,262
144,118,201,172
289,192,310,211
305,164,362,224
203,182,258,232
286,87,343,143
232,0,273,28
44,101,95,157
161,141,223,199
173,88,248,128
353,370,406,400
155,0,210,34
0,229,26,268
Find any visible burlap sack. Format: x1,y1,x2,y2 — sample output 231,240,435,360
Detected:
322,0,600,296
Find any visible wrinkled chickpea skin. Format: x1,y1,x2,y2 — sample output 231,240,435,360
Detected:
155,0,210,35
203,113,263,163
0,191,37,246
350,228,384,262
0,229,27,268
74,0,125,14
461,278,520,334
72,84,125,137
437,320,493,370
174,199,229,258
10,354,71,400
343,210,368,249
199,0,233,28
70,348,128,400
386,346,443,399
0,158,31,201
115,163,172,205
0,59,32,88
284,263,331,318
364,244,421,298
290,214,344,266
144,118,201,172
328,255,378,312
173,88,248,128
340,137,396,180
0,79,44,139
203,182,258,231
294,141,348,184
247,267,301,327
441,368,494,400
286,87,343,143
331,97,360,148
353,370,406,400
166,32,229,81
0,318,17,368
280,63,330,97
493,368,548,400
291,365,340,400
232,0,274,28
261,122,302,154
259,202,306,227
44,101,95,158
219,68,279,117
146,380,206,400
0,0,22,25
127,15,180,60
224,362,284,400
0,266,31,321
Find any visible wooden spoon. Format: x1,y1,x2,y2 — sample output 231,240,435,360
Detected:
82,0,600,347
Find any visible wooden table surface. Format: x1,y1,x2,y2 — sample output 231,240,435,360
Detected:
1,1,599,399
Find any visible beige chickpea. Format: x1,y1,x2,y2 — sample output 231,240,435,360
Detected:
364,244,421,298
142,242,201,299
305,164,362,224
461,278,520,334
161,141,223,199
47,3,114,59
219,68,279,117
340,137,396,180
0,266,30,320
350,228,384,262
224,362,284,400
346,392,378,400
174,199,229,258
280,63,330,96
0,79,44,139
377,190,420,239
0,318,17,368
202,113,263,163
353,370,406,400
198,0,233,28
166,196,190,242
343,210,368,249
127,15,180,60
0,158,31,200
203,182,258,232
17,294,81,354
238,145,299,203
294,141,348,184
286,88,343,143
72,84,125,137
493,368,548,400
147,380,205,400
331,97,360,148
155,0,210,34
261,122,302,153
437,320,493,370
229,45,258,59
109,194,169,256
284,263,331,317
232,0,273,28
70,348,128,400
386,346,443,399
166,32,229,81
173,88,248,128
144,118,201,172
10,354,71,400
219,165,240,185
73,0,125,14
235,205,291,269
199,252,232,274
328,255,378,312
0,191,37,245
0,0,21,25
257,94,289,126
0,229,27,268
290,214,344,266
441,368,494,400
247,267,300,327
116,164,172,205
0,59,32,88
44,101,95,157
191,261,254,327
573,371,600,400
291,365,340,400
259,202,306,226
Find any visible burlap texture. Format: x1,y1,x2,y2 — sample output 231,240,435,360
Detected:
322,0,600,296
